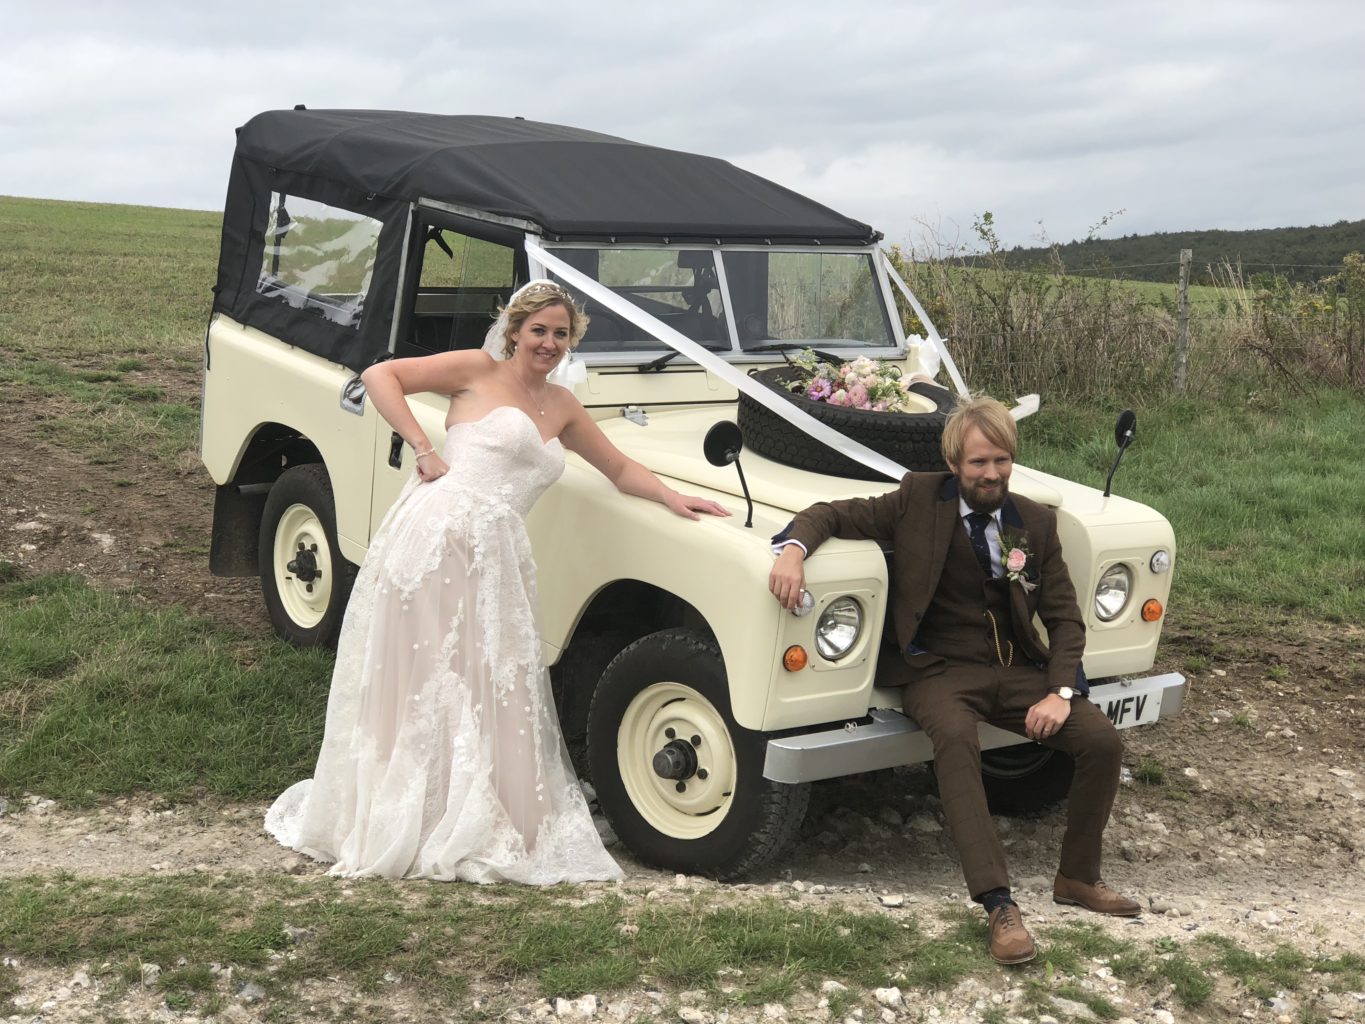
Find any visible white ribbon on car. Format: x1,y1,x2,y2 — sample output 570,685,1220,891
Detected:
880,256,969,398
527,238,911,482
880,257,1039,422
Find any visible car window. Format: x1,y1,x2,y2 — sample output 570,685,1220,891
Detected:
257,194,383,329
401,230,515,356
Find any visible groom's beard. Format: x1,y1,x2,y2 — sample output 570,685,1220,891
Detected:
961,478,1007,514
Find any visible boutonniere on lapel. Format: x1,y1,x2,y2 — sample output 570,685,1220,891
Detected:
998,531,1038,592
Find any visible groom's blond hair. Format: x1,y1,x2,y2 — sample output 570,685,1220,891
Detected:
941,396,1018,468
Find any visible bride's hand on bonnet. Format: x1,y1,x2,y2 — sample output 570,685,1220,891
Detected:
416,452,449,482
664,491,731,521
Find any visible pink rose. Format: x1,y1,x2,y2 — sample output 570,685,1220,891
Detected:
848,383,869,408
828,388,848,406
1006,548,1027,573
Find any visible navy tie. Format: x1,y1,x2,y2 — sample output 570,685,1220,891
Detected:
966,511,995,576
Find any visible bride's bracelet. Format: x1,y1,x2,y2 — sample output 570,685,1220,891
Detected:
413,448,436,461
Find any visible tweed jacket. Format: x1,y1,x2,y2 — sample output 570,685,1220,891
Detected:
776,472,1088,693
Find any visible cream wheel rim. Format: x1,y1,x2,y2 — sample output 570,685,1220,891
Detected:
272,503,333,629
617,681,737,839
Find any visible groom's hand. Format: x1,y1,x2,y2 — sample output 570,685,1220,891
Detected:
769,545,807,611
1025,693,1071,741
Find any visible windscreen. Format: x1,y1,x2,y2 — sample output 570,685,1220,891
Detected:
545,246,897,354
725,251,894,350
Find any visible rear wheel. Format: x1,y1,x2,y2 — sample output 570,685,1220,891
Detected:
586,628,809,879
258,464,357,648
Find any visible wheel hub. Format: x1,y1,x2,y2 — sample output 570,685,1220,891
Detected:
286,543,322,583
652,738,699,781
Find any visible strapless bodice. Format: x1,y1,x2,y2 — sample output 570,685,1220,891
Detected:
437,406,565,517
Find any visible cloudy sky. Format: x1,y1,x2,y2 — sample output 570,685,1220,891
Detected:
4,0,1362,249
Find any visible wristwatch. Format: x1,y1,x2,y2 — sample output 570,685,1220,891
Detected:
1050,686,1076,700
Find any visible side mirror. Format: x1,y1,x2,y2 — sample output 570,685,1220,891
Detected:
703,420,743,467
1114,409,1137,451
703,421,752,528
1103,409,1138,498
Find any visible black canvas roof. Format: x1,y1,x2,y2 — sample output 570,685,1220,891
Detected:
233,109,880,245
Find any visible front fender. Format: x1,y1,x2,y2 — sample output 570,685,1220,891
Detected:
527,460,889,731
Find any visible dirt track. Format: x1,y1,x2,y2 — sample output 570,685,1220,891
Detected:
2,364,1363,1022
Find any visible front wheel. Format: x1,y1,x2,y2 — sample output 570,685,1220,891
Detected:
258,464,357,648
980,745,1075,815
586,628,809,880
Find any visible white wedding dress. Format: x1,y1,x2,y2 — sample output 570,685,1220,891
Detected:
266,406,623,884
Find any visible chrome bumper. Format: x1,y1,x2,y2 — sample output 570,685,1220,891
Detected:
762,671,1188,784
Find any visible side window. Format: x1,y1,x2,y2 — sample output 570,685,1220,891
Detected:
258,193,382,328
402,229,516,356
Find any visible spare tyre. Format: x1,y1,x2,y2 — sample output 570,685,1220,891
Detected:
737,365,956,480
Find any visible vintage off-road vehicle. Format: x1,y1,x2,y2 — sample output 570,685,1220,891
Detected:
202,109,1186,879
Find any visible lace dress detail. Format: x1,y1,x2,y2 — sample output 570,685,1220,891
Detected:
266,407,622,884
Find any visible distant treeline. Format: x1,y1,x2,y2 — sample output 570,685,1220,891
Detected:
1000,218,1365,285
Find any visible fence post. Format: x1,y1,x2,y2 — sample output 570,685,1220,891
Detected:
1174,249,1192,392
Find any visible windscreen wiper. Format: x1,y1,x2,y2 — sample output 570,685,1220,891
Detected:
744,342,848,365
635,344,728,373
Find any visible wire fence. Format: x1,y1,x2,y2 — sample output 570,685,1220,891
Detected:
890,249,1365,399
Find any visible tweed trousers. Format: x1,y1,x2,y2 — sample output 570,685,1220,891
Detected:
901,661,1123,899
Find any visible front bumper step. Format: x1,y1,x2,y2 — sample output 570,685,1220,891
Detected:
762,671,1188,784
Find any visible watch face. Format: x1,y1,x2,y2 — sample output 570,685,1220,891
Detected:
1055,687,1075,700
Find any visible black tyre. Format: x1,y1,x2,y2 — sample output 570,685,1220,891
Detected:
258,464,358,648
737,366,955,480
980,746,1075,815
586,628,810,880
551,627,640,780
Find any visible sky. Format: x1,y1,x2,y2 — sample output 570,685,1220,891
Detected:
3,0,1363,250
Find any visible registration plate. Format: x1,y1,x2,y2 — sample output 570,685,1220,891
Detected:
1090,685,1163,729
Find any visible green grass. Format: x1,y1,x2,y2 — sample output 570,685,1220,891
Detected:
0,878,966,1016
0,196,214,466
0,571,332,803
1024,388,1365,623
0,195,219,362
3,876,1331,1022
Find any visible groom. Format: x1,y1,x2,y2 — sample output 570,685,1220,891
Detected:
769,396,1139,964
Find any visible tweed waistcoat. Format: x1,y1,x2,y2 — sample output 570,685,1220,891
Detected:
913,518,1018,664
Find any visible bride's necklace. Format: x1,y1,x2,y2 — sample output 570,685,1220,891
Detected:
514,371,549,417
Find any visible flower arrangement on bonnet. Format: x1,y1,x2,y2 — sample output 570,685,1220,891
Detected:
786,348,926,413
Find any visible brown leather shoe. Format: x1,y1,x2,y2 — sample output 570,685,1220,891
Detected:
987,903,1037,964
1053,873,1141,916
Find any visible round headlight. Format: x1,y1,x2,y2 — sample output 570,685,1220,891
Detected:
815,597,862,660
1094,564,1133,622
1149,550,1172,574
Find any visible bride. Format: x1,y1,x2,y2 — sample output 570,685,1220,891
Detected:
265,280,729,883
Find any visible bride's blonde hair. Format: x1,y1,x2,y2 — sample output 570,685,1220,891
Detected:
498,282,590,357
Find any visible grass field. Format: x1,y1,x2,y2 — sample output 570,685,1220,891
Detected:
3,192,1363,1022
4,195,1362,619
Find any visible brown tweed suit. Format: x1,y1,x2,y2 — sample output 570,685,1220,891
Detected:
779,472,1123,898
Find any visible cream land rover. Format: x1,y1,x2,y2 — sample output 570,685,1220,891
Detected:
201,109,1186,879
